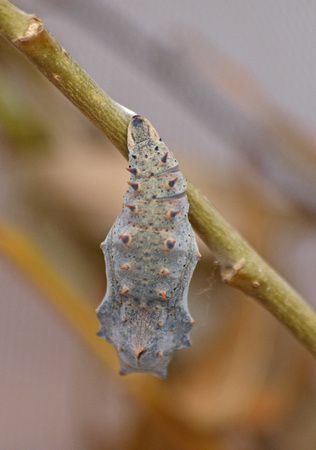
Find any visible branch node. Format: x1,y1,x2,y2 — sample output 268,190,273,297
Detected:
14,15,44,43
221,257,246,284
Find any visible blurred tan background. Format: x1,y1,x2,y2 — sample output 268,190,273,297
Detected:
1,1,316,449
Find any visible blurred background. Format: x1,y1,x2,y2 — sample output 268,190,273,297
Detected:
1,1,316,449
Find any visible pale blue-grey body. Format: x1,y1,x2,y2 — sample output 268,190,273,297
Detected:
96,116,200,377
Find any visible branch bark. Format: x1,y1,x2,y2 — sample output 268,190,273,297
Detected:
1,0,316,355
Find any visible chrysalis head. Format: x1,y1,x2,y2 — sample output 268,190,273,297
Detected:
127,115,159,149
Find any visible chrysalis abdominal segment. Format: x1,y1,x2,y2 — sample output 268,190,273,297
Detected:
96,116,200,378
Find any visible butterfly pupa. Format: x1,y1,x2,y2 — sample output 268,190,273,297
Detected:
96,116,200,378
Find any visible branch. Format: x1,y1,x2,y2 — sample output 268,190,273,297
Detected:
42,0,316,214
1,0,316,355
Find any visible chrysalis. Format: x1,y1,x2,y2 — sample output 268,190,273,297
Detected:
96,116,200,378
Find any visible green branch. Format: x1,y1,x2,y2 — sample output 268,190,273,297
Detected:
1,0,316,355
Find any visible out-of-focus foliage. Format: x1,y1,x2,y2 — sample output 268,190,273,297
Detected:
0,74,51,154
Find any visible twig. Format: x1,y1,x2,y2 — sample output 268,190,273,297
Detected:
0,0,133,156
0,0,315,355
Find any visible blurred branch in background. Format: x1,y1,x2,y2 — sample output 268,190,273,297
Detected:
0,0,316,356
0,219,118,370
38,0,316,216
